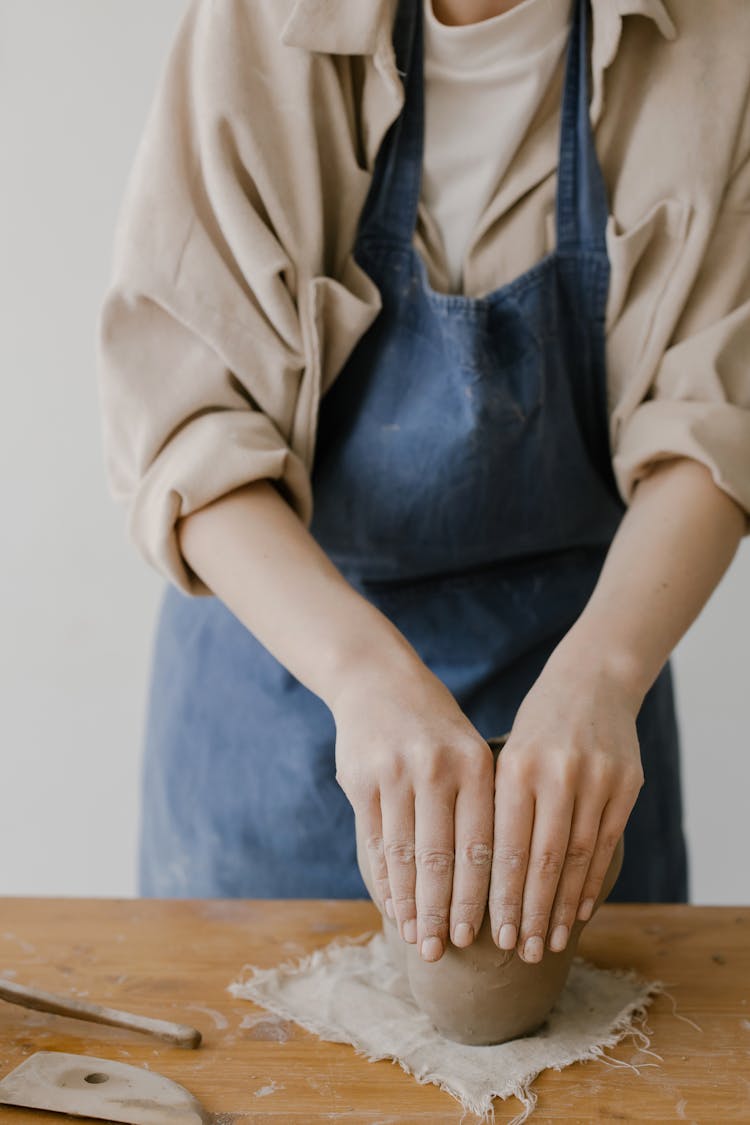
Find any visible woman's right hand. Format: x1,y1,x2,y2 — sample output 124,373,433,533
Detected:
331,656,495,963
177,482,495,965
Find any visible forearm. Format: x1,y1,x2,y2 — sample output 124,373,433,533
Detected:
176,480,420,710
177,479,505,963
554,458,746,703
490,458,744,959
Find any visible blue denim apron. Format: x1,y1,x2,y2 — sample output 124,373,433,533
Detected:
139,0,688,903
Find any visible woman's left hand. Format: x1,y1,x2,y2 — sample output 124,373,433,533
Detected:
487,643,645,963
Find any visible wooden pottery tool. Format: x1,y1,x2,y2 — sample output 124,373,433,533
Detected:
0,977,201,1048
0,1052,209,1124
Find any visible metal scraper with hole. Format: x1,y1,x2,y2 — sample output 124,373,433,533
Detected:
0,1051,210,1125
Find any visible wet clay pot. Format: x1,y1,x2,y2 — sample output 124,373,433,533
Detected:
355,735,625,1045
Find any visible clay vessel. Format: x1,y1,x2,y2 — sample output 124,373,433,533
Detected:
355,735,624,1045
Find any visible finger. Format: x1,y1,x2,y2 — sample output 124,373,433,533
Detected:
545,794,604,952
488,757,535,953
414,783,456,962
449,758,494,948
516,786,575,963
576,794,633,922
380,782,417,943
358,792,390,914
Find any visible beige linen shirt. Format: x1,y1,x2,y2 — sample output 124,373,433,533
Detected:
96,0,750,596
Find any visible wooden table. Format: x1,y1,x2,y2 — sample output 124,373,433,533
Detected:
0,900,747,1123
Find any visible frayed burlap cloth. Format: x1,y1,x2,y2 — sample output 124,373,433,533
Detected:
229,929,667,1122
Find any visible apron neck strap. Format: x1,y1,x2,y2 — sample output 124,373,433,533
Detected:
357,0,424,245
359,0,609,256
556,0,609,252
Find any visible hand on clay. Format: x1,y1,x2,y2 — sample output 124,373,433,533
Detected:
488,642,644,965
332,657,494,964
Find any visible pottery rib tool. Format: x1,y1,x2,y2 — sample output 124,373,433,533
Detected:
0,978,202,1048
0,1052,210,1125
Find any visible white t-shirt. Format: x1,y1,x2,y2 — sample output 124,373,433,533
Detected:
421,0,573,292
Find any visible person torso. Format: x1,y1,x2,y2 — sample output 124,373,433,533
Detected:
309,0,624,588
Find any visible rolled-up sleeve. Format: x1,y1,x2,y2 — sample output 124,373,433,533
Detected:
95,0,313,595
613,141,750,526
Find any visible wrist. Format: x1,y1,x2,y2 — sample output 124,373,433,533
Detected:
547,616,653,713
317,604,427,716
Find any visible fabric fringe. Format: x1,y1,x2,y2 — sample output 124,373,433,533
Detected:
229,942,672,1122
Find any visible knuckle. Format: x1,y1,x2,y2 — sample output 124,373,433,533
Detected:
598,831,621,857
488,893,522,914
364,832,385,859
458,839,493,868
553,753,581,787
334,768,358,798
627,766,645,790
534,849,565,876
379,756,407,787
416,846,455,874
564,843,593,869
385,840,416,867
418,908,450,930
462,746,494,779
374,876,391,901
581,880,602,903
496,749,528,781
452,899,486,917
518,913,549,938
415,746,448,784
523,907,551,923
365,839,387,877
590,754,614,778
551,893,581,918
492,844,529,872
392,893,416,911
550,912,576,931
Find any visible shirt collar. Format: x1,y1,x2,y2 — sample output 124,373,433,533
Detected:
589,0,676,121
281,0,676,58
281,0,394,55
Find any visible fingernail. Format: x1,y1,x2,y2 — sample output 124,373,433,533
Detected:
402,917,417,943
453,922,473,947
578,898,594,922
523,936,544,963
421,936,443,961
384,897,395,919
498,923,517,950
549,924,569,952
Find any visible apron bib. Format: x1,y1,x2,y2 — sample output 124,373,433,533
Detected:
139,0,688,903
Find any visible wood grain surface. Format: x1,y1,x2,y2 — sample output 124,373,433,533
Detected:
0,899,747,1123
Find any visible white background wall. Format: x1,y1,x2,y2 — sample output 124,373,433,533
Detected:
1,1,747,901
